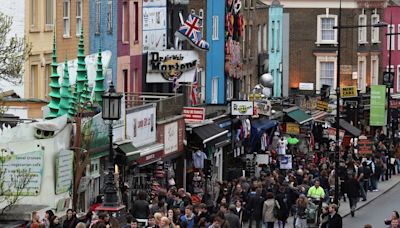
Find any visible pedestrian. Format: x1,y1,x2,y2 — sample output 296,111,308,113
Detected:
43,210,54,228
327,204,342,228
62,209,78,228
179,205,196,228
159,217,172,228
294,195,307,228
262,192,279,228
222,204,240,228
50,216,62,228
345,173,360,217
384,211,400,228
354,161,367,201
319,205,330,228
29,211,41,228
122,215,133,228
275,186,289,228
131,191,150,219
247,188,264,228
232,200,245,226
75,222,86,228
364,224,372,228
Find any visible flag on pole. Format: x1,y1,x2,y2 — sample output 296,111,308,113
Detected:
191,69,198,105
172,75,180,92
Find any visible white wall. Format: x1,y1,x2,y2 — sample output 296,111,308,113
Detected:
0,0,25,98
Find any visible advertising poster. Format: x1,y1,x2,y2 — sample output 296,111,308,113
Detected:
143,0,167,52
55,150,74,194
370,85,386,126
164,122,178,155
126,104,157,147
280,155,292,170
2,150,44,196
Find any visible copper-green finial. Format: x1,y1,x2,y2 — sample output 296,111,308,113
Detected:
93,48,105,105
47,31,61,119
58,56,72,116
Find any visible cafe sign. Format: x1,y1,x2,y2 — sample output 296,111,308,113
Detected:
147,50,199,83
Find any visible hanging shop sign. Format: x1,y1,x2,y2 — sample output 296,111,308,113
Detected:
340,86,357,98
164,122,178,155
285,123,300,135
126,104,157,147
146,51,199,83
2,150,44,196
370,85,386,126
231,101,254,116
55,150,73,194
358,139,373,155
183,107,205,123
317,100,329,111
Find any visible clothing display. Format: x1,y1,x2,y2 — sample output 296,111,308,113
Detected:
192,150,207,169
261,133,268,151
278,137,288,155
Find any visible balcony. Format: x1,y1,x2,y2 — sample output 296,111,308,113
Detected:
125,92,185,120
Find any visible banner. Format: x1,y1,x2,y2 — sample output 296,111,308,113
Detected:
370,85,386,126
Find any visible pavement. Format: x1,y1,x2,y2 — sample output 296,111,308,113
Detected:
282,175,400,228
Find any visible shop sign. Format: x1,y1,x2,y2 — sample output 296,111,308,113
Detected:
357,0,386,8
126,104,157,147
55,150,73,194
340,86,357,98
285,123,300,135
328,128,345,142
183,107,205,123
280,155,293,170
370,85,386,126
146,51,199,83
317,101,329,111
164,122,178,155
299,83,314,91
358,139,373,155
231,101,254,116
142,0,167,51
2,150,44,196
137,150,163,165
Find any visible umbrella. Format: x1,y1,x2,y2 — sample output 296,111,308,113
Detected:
287,137,299,145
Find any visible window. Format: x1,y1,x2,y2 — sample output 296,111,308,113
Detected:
276,21,280,51
371,55,379,86
316,15,338,44
63,0,70,37
357,56,367,92
45,0,53,26
134,2,139,42
122,1,129,43
248,25,252,57
243,25,246,58
30,65,38,98
76,0,83,35
95,0,100,34
107,0,113,33
316,55,337,92
212,78,218,104
45,64,51,98
30,0,38,30
397,65,400,93
358,14,367,43
271,21,275,52
123,69,129,93
212,16,219,40
371,13,380,43
263,24,267,52
257,25,262,53
250,0,254,8
226,78,233,100
387,24,395,50
244,0,248,8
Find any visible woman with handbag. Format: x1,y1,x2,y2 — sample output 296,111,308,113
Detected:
262,192,280,228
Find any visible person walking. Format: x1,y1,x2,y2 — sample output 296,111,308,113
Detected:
327,204,342,228
247,188,264,228
345,173,360,217
131,191,150,219
294,195,308,228
262,192,279,228
384,211,400,228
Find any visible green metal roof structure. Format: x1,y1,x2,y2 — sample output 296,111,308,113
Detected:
47,33,61,119
93,48,105,106
58,57,72,116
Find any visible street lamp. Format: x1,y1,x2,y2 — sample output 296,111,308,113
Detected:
331,0,386,205
101,81,123,207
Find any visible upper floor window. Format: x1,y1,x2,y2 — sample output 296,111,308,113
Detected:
107,0,113,33
358,13,367,44
212,16,219,40
30,0,38,30
45,0,53,27
95,0,101,34
371,12,380,43
387,24,395,50
122,1,129,43
316,15,337,44
63,0,70,37
76,0,83,36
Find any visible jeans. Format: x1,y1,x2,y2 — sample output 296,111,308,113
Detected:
264,222,274,228
249,218,261,228
370,176,378,190
397,158,400,173
295,217,307,228
359,181,367,200
349,197,359,212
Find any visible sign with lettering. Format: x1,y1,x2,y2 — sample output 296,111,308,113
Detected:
357,0,386,8
164,122,178,155
285,123,300,135
142,0,167,51
2,150,44,196
340,86,357,98
126,104,157,147
370,85,386,126
55,150,73,194
231,101,254,116
358,139,373,155
317,101,329,111
183,107,205,123
137,150,163,165
146,51,199,83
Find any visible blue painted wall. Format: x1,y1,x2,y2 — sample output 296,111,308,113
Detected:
206,0,225,104
89,0,118,84
268,2,283,97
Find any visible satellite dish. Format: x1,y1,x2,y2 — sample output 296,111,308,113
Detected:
260,73,274,88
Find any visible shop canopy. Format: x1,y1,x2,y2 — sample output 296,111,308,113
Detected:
115,141,140,162
287,109,313,124
339,119,361,137
251,118,279,132
192,123,229,146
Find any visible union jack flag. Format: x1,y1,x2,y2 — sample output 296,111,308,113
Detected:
191,69,198,105
172,75,180,92
181,14,200,42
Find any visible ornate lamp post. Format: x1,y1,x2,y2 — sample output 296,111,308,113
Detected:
101,82,122,207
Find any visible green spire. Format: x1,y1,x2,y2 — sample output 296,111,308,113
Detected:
68,90,77,118
93,48,105,106
47,32,61,119
76,28,88,96
58,57,72,116
80,82,91,109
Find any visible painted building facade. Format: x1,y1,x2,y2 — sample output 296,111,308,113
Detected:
206,1,225,104
89,0,118,85
269,0,283,97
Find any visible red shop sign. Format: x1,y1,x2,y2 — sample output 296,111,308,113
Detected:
137,150,164,165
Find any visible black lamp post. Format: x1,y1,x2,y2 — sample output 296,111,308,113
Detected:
101,81,123,207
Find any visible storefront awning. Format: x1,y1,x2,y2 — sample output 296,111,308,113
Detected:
339,119,361,137
311,110,328,121
192,123,229,145
116,142,140,162
287,109,313,124
251,118,278,131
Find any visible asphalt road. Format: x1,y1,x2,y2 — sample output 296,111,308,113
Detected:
343,182,400,227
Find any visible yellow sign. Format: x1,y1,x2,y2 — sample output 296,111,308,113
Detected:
340,86,357,98
317,101,329,111
286,123,300,135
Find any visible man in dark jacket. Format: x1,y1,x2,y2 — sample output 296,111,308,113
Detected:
220,204,240,228
131,191,150,219
246,188,264,228
346,173,360,217
328,204,342,228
